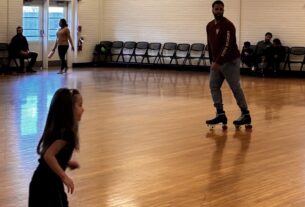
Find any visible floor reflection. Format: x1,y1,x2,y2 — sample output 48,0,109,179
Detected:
203,129,252,206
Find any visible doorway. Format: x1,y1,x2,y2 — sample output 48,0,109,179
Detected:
22,0,68,68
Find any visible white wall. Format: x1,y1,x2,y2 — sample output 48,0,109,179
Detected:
1,0,305,63
76,0,101,63
0,0,22,43
240,0,305,47
102,0,305,48
0,0,8,42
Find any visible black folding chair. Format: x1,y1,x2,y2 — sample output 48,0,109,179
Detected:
144,43,161,64
174,43,190,65
0,43,9,70
110,41,124,62
284,47,305,71
131,42,149,64
121,41,136,63
186,43,205,66
157,42,177,64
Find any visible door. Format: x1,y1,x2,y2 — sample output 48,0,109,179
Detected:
23,1,43,66
22,0,68,68
48,2,68,65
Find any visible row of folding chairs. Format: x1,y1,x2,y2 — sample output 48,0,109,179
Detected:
94,41,210,66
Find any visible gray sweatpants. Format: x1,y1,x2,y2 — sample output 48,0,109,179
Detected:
209,58,248,112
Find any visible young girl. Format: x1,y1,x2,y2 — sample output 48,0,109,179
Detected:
29,88,84,207
52,19,75,74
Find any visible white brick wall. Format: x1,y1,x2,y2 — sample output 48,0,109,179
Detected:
0,0,22,43
77,0,101,63
102,0,305,49
102,0,212,43
1,0,305,63
8,0,23,42
240,0,305,47
0,0,8,42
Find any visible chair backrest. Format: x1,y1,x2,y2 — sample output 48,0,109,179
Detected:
134,42,149,55
288,47,305,62
96,41,112,55
289,47,305,55
122,41,136,56
136,42,149,50
110,41,124,55
190,43,205,52
177,43,190,51
100,41,112,49
147,43,161,56
176,43,190,58
0,43,9,51
123,41,136,49
161,42,177,56
111,41,124,48
188,43,205,58
0,43,9,56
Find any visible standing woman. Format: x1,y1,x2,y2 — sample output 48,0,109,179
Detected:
52,19,74,74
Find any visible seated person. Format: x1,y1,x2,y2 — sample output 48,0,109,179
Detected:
252,32,273,71
241,41,254,68
265,38,286,72
9,26,37,72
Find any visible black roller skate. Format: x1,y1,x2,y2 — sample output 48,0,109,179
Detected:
233,113,252,129
206,113,228,130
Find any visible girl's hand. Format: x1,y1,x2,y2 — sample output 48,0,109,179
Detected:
62,175,74,194
68,160,80,170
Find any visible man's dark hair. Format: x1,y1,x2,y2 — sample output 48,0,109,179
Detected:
265,32,272,37
212,0,224,8
16,26,22,30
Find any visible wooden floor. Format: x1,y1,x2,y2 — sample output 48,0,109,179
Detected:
1,67,305,207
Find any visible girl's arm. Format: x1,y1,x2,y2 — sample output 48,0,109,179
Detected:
43,139,75,194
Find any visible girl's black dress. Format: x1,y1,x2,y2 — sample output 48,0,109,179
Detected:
28,129,75,207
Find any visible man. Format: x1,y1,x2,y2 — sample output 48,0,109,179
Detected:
205,1,251,129
252,32,273,72
10,26,37,72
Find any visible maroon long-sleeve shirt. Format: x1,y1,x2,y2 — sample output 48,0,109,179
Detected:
206,17,240,65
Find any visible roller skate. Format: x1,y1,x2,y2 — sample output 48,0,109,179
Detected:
206,113,228,130
233,113,252,130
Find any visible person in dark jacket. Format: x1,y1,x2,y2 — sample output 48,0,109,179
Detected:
10,26,37,72
205,1,251,129
265,38,286,72
241,41,254,68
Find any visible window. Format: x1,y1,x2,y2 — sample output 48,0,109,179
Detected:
23,6,40,41
48,7,65,40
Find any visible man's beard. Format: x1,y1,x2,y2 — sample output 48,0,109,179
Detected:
214,14,223,21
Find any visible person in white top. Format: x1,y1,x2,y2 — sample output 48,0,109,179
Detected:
52,19,74,74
